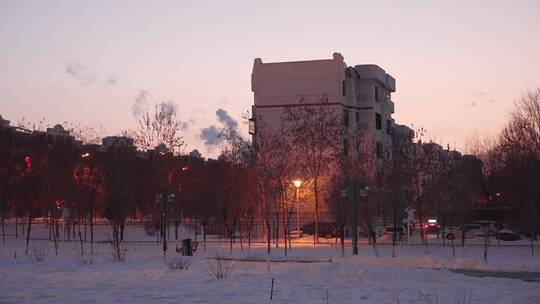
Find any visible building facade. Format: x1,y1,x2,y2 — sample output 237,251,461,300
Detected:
251,52,396,160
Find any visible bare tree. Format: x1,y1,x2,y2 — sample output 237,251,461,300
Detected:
251,117,294,254
134,102,186,154
102,139,137,260
498,89,540,256
284,95,342,243
0,124,15,246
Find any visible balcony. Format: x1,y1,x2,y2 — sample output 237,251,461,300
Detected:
388,101,395,114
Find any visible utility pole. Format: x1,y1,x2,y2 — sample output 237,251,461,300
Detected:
162,189,167,259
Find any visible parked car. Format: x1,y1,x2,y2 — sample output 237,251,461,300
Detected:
289,229,303,239
472,220,497,236
382,226,404,240
496,229,521,241
422,223,440,235
462,223,481,232
300,222,338,238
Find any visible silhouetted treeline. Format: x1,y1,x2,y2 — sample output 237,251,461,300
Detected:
0,124,257,252
469,89,540,244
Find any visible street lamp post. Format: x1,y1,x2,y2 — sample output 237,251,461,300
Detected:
340,189,347,257
355,186,375,246
293,180,302,242
351,178,359,255
404,206,416,247
156,190,175,259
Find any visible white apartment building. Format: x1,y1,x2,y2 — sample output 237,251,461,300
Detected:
250,52,396,160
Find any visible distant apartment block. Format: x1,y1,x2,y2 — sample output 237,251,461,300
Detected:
251,52,396,159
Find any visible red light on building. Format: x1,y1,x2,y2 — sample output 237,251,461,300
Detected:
168,171,173,186
55,198,66,209
24,156,32,172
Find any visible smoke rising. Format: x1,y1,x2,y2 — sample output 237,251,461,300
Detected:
158,101,176,121
104,76,117,91
200,125,221,147
132,90,148,116
216,109,238,130
199,108,238,148
65,61,95,86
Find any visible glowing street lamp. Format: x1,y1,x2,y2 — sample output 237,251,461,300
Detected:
293,180,302,241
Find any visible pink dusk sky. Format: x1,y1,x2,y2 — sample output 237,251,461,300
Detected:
1,0,539,157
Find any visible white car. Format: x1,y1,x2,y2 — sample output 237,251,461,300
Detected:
289,229,303,239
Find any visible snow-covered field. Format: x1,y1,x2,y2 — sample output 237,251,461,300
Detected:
1,222,539,304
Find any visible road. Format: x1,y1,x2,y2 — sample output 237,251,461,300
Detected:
450,268,540,282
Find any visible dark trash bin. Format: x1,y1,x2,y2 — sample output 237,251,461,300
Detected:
181,238,192,256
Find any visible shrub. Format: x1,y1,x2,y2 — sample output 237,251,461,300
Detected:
164,255,193,270
206,255,235,280
29,240,49,262
144,220,158,236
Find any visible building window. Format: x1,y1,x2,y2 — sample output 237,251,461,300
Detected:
386,119,392,135
355,112,359,123
375,113,382,130
375,86,380,101
343,138,349,156
248,118,256,135
376,142,383,158
342,81,347,96
343,109,349,127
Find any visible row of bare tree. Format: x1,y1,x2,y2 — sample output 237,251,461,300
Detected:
8,88,536,257
468,89,540,251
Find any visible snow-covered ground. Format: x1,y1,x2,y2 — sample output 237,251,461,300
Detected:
1,222,539,304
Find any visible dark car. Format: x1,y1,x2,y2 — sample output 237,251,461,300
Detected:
462,224,481,232
496,229,521,241
300,222,338,238
383,226,404,240
423,223,440,234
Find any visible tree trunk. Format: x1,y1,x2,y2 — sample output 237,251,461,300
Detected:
120,223,125,242
79,228,84,256
1,205,5,246
90,212,94,254
417,197,425,245
340,223,345,257
248,217,252,255
366,196,378,257
229,219,235,253
72,219,76,240
25,214,32,255
52,218,58,255
282,192,288,256
202,221,207,252
239,218,244,253
314,178,320,244
266,217,271,255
